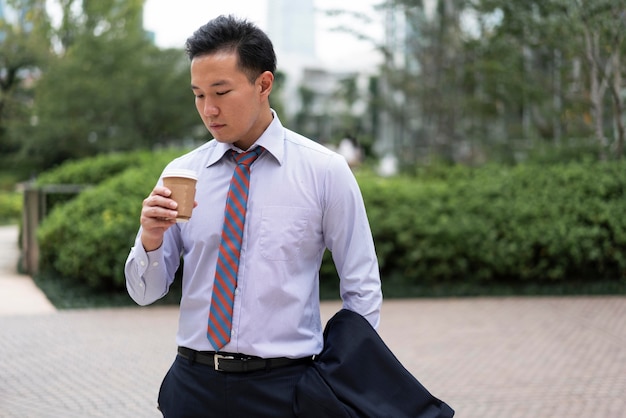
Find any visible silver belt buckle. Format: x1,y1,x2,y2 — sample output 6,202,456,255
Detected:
214,353,235,371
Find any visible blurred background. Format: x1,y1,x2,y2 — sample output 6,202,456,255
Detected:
1,0,625,305
3,0,624,176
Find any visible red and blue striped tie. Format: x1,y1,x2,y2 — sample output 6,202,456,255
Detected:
207,146,264,350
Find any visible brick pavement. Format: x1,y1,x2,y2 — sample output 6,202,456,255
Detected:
1,224,626,417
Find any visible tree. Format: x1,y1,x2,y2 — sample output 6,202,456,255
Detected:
12,0,203,173
377,0,626,164
471,0,626,159
0,0,51,174
573,0,626,158
376,0,475,164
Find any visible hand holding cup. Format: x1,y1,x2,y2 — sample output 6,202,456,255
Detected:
162,169,198,222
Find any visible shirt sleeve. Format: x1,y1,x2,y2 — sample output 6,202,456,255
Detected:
124,228,182,306
322,155,383,329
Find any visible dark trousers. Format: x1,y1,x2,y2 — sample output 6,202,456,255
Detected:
158,354,309,418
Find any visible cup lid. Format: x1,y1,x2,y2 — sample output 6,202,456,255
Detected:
163,168,198,180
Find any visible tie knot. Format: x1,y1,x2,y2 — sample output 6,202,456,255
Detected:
233,146,264,167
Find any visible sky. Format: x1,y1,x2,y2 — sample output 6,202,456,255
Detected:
143,0,383,71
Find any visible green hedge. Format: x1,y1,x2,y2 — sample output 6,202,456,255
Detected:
0,172,23,225
362,161,626,287
36,155,626,294
36,150,184,290
35,150,185,211
0,191,22,225
35,151,174,186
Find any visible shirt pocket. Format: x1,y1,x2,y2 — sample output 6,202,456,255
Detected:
260,206,311,261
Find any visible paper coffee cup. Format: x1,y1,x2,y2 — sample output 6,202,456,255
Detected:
162,169,198,222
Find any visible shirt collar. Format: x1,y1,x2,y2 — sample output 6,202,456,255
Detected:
206,109,285,167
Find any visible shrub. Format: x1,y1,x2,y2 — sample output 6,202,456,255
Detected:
36,151,183,290
35,150,175,186
34,150,185,211
0,172,24,225
36,156,626,296
360,161,626,287
0,191,22,225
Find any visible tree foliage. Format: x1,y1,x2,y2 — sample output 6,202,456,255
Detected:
3,0,624,178
0,0,52,173
2,0,206,176
377,0,626,164
36,154,626,293
21,38,200,170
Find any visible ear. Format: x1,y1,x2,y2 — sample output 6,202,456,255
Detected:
258,71,274,98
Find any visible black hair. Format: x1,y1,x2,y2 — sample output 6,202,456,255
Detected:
185,15,277,83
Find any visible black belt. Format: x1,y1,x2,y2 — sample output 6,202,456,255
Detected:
177,347,312,373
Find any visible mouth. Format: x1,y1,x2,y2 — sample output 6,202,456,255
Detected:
209,122,225,130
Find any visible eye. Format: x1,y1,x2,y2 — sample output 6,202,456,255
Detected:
216,90,231,96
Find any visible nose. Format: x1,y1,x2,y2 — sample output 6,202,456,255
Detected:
203,101,219,117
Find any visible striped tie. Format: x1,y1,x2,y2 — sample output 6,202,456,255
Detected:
207,146,264,350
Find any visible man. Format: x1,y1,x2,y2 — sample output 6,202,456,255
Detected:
125,15,382,417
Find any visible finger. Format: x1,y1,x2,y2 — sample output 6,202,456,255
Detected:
142,204,178,221
150,186,172,198
144,192,178,211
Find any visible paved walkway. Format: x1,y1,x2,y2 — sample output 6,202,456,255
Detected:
0,225,55,316
1,225,625,417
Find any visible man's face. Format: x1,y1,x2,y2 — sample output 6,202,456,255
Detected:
190,51,273,150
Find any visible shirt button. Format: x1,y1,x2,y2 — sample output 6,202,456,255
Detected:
234,288,240,295
140,260,146,267
138,282,144,288
152,261,159,267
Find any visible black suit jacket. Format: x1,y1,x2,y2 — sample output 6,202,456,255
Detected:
294,309,455,418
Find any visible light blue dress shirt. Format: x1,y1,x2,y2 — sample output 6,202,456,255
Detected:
125,113,382,359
